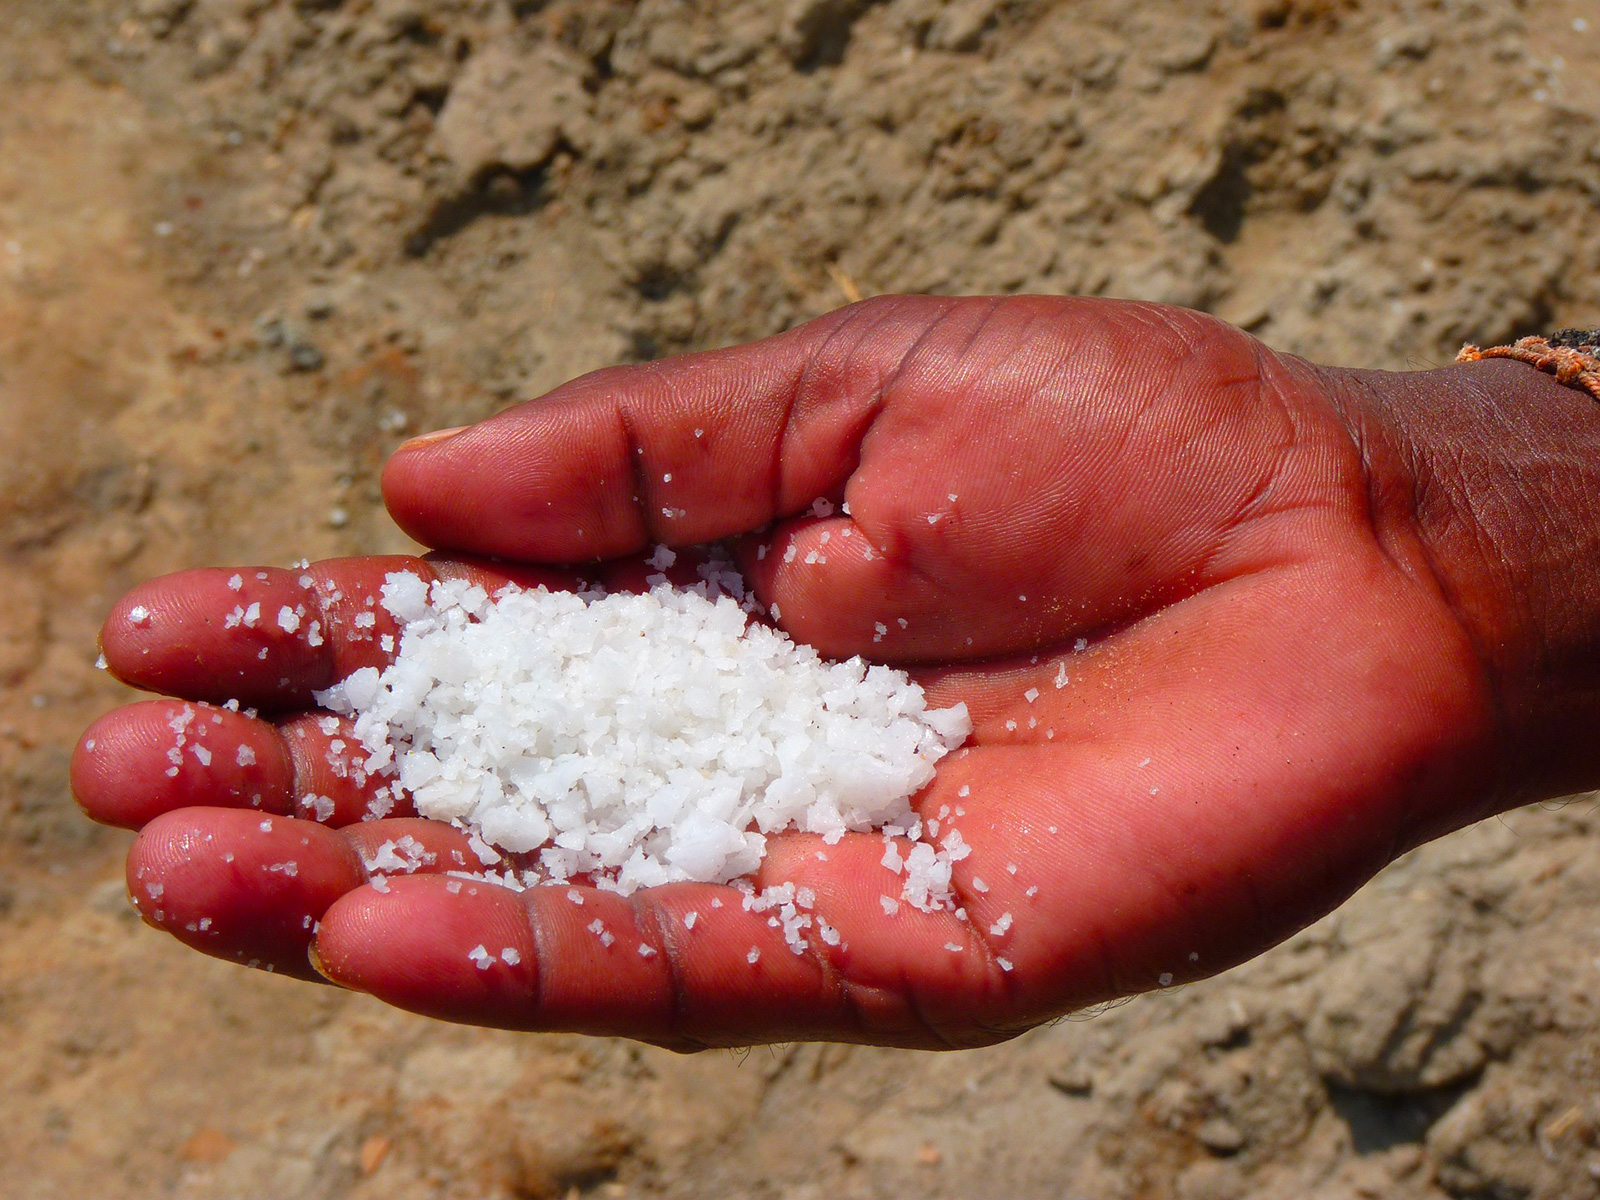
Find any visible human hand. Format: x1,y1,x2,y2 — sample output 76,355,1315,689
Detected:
72,295,1600,1049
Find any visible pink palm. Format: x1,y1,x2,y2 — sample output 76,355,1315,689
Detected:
73,295,1496,1049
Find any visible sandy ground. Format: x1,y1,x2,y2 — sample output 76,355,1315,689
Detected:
6,2,1600,1197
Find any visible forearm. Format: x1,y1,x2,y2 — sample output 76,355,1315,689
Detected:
1330,356,1600,804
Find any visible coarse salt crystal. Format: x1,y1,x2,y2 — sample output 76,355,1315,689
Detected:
747,947,761,964
129,605,150,626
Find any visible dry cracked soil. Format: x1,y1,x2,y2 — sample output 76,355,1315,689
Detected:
6,2,1600,1197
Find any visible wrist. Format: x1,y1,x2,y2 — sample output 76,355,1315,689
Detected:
1327,357,1600,804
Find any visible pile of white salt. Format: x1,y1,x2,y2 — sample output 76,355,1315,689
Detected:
314,556,973,928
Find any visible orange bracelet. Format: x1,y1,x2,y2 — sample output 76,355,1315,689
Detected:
1458,329,1600,401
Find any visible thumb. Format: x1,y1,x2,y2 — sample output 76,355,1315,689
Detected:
381,295,975,561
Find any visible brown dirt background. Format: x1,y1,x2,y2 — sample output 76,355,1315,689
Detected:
5,1,1600,1197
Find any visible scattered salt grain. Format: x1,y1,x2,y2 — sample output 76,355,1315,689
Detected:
638,943,657,958
747,947,761,964
997,957,1013,972
129,605,151,626
501,948,520,965
971,876,989,894
684,910,698,929
228,574,243,591
989,912,1013,936
192,745,213,766
278,606,301,633
1158,972,1174,987
468,944,493,969
1024,688,1039,704
944,942,962,953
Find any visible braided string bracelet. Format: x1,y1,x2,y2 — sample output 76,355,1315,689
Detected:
1458,329,1600,401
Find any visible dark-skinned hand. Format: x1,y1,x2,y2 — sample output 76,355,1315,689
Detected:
72,295,1600,1050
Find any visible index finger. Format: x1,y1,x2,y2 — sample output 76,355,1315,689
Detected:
100,555,581,709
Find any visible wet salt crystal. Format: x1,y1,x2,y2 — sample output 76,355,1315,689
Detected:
259,820,273,832
757,544,768,560
944,942,962,953
662,473,672,483
1005,862,1018,875
84,738,96,751
710,897,723,909
971,876,988,894
997,956,1013,972
267,861,299,876
684,910,698,929
694,427,704,437
926,514,942,524
747,947,761,964
198,917,211,931
1054,662,1069,688
809,498,833,518
95,653,108,670
600,931,615,947
222,852,234,863
1024,688,1039,704
1138,757,1152,768
129,605,151,626
637,943,657,958
1158,972,1173,987
1025,886,1038,897
879,895,899,916
1074,637,1088,651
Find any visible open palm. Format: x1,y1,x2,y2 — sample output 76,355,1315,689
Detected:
73,295,1497,1050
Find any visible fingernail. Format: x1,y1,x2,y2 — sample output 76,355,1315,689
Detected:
307,940,344,986
396,425,468,453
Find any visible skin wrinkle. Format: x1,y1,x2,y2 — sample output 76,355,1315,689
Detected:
624,890,708,1052
614,404,658,548
1318,370,1517,822
519,888,554,1043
